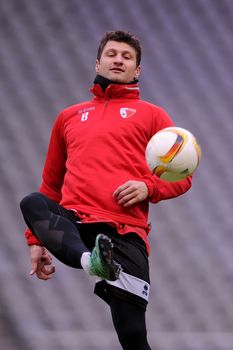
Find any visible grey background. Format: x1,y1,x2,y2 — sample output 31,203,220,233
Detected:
0,0,233,349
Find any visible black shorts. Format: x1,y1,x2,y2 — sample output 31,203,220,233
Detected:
29,197,150,310
77,221,150,310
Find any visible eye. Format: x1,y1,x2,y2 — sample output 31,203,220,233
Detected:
123,53,132,60
106,51,115,57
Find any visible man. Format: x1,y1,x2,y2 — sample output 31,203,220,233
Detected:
20,30,192,349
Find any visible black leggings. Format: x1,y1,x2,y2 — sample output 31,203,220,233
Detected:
20,192,88,268
110,297,151,350
20,192,151,349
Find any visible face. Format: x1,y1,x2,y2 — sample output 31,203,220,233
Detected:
95,40,141,83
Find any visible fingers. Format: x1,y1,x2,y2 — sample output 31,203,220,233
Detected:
29,245,43,276
30,262,53,280
118,193,141,207
41,254,52,265
116,189,137,207
113,182,130,198
39,264,56,279
113,181,148,207
29,262,38,276
29,246,55,280
41,265,56,275
35,262,56,280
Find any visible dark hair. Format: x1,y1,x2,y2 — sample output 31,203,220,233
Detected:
97,30,141,66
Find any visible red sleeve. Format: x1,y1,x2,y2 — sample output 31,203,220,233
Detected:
25,112,67,246
25,228,42,246
142,174,192,203
150,106,174,136
39,112,67,201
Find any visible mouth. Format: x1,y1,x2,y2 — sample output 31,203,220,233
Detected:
110,68,124,73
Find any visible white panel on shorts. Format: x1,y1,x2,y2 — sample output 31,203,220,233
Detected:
106,271,150,302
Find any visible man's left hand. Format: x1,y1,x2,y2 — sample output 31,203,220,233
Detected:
113,180,148,207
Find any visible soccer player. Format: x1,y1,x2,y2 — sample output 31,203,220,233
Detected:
20,30,192,349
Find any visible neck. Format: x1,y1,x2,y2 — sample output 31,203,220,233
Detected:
94,75,138,91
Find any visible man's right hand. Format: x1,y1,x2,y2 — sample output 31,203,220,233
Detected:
29,245,55,280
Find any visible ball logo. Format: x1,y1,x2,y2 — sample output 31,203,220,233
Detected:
158,133,187,163
120,107,136,119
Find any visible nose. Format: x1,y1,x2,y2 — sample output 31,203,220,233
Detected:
113,53,124,64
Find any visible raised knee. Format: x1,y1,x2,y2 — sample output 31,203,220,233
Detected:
20,192,43,214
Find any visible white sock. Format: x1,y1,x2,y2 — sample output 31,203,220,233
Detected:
80,252,92,275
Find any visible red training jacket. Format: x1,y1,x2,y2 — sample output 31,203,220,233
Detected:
25,83,192,251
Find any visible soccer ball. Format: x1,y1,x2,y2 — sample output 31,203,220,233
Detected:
145,127,201,182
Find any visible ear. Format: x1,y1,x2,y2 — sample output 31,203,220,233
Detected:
95,59,100,73
135,65,141,79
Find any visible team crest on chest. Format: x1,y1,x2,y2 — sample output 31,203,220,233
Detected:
120,107,136,119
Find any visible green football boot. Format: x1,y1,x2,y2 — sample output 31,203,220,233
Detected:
89,234,122,281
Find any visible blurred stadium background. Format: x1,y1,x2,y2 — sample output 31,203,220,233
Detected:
0,0,233,349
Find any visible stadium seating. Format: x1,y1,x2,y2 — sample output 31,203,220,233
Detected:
0,0,232,349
